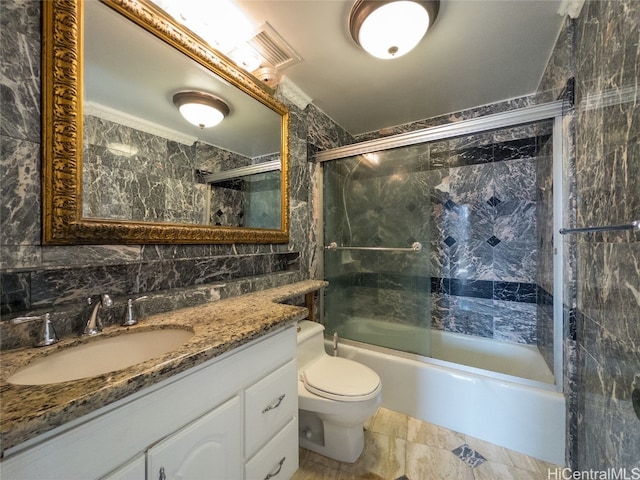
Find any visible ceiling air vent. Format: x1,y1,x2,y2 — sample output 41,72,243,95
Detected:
247,22,301,70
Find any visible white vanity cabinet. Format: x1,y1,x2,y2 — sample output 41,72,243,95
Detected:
101,455,146,480
1,326,298,480
146,396,242,480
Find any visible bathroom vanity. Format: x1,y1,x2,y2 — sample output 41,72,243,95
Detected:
0,280,326,479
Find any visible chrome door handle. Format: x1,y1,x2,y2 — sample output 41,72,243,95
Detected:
264,457,285,480
262,394,285,413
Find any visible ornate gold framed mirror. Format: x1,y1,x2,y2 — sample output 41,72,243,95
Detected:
42,0,290,244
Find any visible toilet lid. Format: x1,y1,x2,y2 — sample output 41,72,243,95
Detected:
301,356,380,402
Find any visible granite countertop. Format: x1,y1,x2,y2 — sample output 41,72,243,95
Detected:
0,280,327,455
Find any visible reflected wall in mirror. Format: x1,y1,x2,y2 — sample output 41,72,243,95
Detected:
42,0,290,244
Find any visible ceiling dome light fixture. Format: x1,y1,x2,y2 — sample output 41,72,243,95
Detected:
172,91,230,129
349,0,440,59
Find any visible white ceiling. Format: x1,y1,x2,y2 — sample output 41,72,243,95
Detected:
85,0,567,153
237,0,566,135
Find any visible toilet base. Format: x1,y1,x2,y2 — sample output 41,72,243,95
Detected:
298,409,365,463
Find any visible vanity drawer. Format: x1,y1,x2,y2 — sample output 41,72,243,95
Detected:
245,418,298,480
245,359,297,458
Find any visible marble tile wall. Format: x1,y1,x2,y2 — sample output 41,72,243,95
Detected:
3,0,637,471
83,116,202,223
83,115,275,226
0,0,349,348
534,15,581,468
571,0,640,471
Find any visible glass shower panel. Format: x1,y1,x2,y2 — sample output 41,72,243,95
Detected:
322,145,432,356
321,117,558,385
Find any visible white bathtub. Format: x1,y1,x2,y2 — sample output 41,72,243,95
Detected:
327,318,566,465
336,317,555,384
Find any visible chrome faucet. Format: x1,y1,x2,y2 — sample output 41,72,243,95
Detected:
84,294,112,335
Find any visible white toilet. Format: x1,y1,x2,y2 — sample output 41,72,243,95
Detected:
296,320,381,463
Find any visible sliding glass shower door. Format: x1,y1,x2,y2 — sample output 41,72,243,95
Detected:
322,145,432,356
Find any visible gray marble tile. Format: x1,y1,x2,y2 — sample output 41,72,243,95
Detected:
577,242,640,354
452,444,487,468
41,245,141,268
0,245,41,271
572,0,640,470
493,300,537,345
306,103,354,151
353,95,536,144
0,1,41,143
449,163,494,204
446,201,494,244
429,238,450,278
494,200,536,241
0,272,30,315
0,137,41,246
430,292,449,330
450,239,494,281
83,115,274,226
492,240,537,283
444,296,494,339
493,158,537,202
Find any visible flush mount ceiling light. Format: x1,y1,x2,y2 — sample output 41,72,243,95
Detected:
172,91,230,129
349,0,440,59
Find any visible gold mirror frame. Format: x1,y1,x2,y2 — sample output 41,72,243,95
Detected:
42,0,290,245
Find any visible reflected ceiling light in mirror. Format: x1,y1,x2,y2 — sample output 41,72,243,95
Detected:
349,0,440,59
362,152,381,166
172,91,230,129
150,0,255,53
228,44,263,72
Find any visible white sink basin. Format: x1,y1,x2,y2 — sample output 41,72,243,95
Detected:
7,328,194,385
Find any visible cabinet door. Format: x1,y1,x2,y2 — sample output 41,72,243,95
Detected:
101,454,145,480
147,397,241,480
245,360,297,458
245,418,298,480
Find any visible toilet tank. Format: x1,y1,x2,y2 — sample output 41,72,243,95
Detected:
297,320,326,369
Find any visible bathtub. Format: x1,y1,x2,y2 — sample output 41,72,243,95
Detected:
327,317,566,465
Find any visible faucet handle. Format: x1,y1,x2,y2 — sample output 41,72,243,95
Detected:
121,296,148,326
10,313,60,347
122,299,136,326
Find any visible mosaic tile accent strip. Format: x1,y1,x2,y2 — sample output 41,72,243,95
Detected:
444,199,457,210
444,236,457,247
486,235,502,247
452,444,487,468
487,195,502,207
411,276,539,303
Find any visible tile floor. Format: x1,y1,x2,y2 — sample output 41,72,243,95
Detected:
292,407,561,480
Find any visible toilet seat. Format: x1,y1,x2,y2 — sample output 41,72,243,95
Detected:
301,356,381,402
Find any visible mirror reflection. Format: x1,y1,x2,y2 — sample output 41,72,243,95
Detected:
82,0,282,228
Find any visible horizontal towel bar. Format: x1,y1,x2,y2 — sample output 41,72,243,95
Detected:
325,242,423,253
559,220,639,235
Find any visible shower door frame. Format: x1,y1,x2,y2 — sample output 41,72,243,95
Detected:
314,100,567,392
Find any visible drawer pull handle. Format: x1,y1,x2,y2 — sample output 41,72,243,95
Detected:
159,467,166,480
262,394,285,413
264,456,286,480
